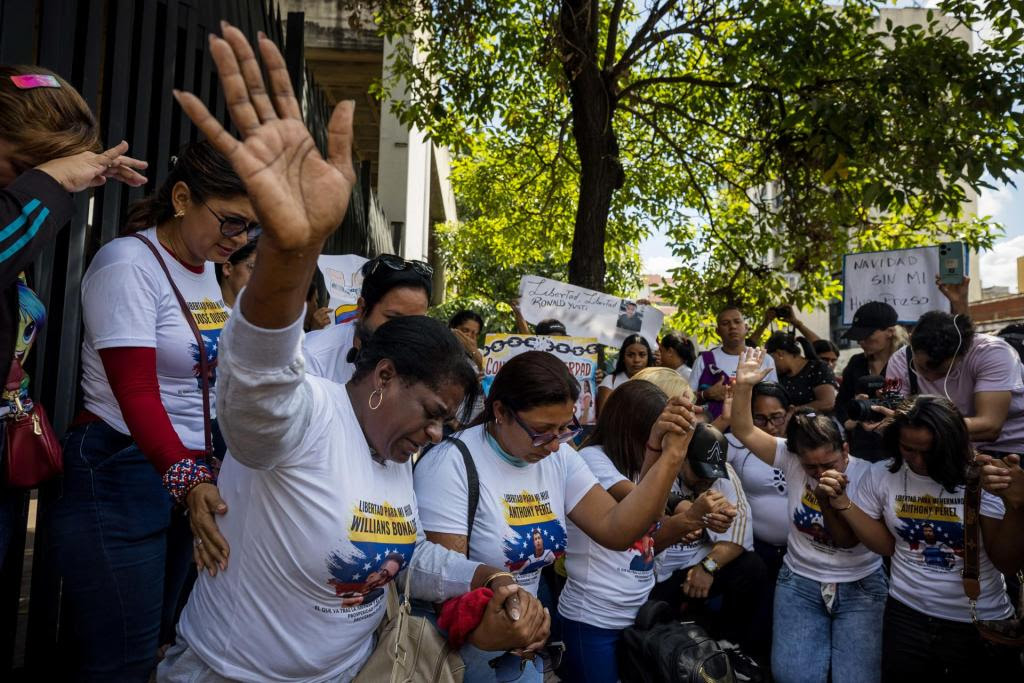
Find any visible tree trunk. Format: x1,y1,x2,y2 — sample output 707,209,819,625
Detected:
560,0,623,293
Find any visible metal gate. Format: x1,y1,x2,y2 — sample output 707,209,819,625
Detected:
0,0,387,674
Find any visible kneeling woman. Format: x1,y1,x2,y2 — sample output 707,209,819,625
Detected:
818,395,1024,681
415,353,697,681
731,349,887,683
160,25,546,681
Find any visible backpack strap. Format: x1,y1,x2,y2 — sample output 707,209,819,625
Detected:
434,437,479,558
906,346,920,396
962,458,982,608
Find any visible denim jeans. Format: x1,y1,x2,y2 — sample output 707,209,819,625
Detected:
557,615,621,683
49,420,194,682
410,601,543,682
881,596,1023,681
771,564,887,683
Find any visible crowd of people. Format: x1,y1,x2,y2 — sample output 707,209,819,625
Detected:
1,22,1023,683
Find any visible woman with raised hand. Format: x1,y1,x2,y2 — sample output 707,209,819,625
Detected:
815,396,1024,680
415,351,698,681
157,24,547,681
730,348,886,683
597,333,656,416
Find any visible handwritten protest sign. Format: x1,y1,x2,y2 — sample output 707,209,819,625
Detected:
482,334,599,425
842,246,951,324
517,275,664,349
317,254,368,325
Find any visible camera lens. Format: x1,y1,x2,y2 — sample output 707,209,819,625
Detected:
847,399,883,423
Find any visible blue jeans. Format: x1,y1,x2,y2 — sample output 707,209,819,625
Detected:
410,601,543,683
49,421,194,682
772,564,887,683
558,615,621,683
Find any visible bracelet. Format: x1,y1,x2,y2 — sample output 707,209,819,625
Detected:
645,441,663,453
163,459,214,505
482,571,516,590
833,500,853,512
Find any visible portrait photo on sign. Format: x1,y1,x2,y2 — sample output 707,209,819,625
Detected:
616,300,643,332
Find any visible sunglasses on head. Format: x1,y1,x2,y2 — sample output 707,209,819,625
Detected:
488,642,565,682
205,204,261,240
511,411,582,448
366,253,433,279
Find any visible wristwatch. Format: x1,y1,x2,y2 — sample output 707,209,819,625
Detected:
700,557,720,575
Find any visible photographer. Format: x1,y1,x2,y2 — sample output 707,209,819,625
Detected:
886,311,1024,456
837,302,908,462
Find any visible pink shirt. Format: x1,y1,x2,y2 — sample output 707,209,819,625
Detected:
886,334,1024,454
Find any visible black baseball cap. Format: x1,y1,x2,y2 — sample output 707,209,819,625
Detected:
843,301,898,341
687,423,729,480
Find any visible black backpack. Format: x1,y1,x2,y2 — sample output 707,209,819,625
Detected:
619,601,734,683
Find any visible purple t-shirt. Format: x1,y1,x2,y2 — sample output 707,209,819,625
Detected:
886,334,1024,453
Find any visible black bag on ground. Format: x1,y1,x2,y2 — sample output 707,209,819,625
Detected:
619,600,734,683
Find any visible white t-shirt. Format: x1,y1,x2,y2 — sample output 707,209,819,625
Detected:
772,438,881,583
676,364,692,382
726,434,790,546
853,461,1012,622
689,346,778,390
303,322,357,384
180,379,419,682
79,227,229,450
414,424,598,595
558,446,656,629
655,463,754,581
599,371,631,391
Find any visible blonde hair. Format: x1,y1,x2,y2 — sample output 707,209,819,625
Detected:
0,65,99,170
630,366,695,402
889,325,910,355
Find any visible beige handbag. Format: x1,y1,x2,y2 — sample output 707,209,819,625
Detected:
354,563,465,683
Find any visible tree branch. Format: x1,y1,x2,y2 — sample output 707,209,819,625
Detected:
603,0,627,71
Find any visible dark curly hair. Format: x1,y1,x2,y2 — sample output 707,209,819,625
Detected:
910,312,974,369
882,395,969,493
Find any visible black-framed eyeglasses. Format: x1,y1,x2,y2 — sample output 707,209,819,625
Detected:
488,642,565,682
753,414,787,428
365,253,434,279
205,204,261,240
511,411,582,448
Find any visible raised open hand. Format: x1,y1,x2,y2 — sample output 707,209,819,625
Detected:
172,22,355,252
735,347,772,386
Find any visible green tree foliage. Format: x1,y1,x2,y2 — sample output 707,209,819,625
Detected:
366,1,1024,336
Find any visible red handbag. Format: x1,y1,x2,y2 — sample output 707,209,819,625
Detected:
3,359,62,488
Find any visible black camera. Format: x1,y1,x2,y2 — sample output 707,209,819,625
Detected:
846,375,903,423
774,305,791,319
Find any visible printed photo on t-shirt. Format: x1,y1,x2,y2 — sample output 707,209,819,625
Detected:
188,297,229,388
502,490,567,576
793,487,839,553
894,493,963,572
628,533,656,572
325,499,417,610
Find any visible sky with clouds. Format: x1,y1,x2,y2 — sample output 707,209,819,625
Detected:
642,0,1024,293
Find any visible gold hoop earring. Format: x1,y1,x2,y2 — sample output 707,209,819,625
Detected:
368,387,384,410
174,208,185,218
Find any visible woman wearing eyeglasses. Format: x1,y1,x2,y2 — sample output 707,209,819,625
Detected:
50,141,255,680
415,350,698,681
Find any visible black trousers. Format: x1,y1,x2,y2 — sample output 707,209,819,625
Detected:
649,550,770,660
882,596,1022,680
